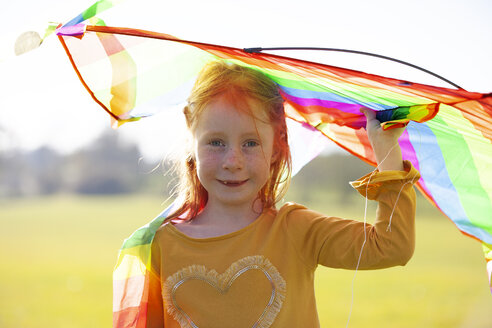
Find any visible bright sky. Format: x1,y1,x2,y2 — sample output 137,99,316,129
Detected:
0,0,491,161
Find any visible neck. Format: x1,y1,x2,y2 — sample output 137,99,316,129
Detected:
195,199,264,226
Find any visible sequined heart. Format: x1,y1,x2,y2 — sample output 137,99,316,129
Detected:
163,255,286,328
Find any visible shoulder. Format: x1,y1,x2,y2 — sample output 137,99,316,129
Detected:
276,202,329,226
277,202,324,217
153,221,173,243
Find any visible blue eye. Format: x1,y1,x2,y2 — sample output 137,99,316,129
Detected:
244,140,259,147
209,140,224,147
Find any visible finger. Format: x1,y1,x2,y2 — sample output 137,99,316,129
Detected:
360,107,377,121
360,107,380,131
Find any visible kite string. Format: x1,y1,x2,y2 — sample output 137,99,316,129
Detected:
387,122,423,232
345,140,405,328
386,171,420,231
345,122,425,327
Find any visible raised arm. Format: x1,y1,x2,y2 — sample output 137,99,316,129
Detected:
361,107,404,171
283,107,420,269
283,161,420,270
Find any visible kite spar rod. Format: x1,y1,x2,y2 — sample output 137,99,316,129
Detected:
83,26,464,90
244,47,464,90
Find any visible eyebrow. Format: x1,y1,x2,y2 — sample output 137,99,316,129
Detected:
201,131,262,139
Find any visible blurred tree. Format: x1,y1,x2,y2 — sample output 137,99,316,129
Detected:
1,130,379,200
0,150,25,197
27,147,63,194
0,131,153,197
63,131,141,194
290,153,373,205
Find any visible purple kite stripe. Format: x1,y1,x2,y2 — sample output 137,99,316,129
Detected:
399,125,431,198
56,23,86,36
281,91,363,114
277,85,394,111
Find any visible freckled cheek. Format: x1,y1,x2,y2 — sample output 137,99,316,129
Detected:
245,154,272,180
196,151,223,175
245,156,269,169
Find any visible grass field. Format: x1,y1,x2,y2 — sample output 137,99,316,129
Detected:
0,194,490,327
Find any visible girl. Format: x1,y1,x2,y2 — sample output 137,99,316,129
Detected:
146,61,419,327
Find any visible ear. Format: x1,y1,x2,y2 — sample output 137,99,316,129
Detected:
183,105,193,129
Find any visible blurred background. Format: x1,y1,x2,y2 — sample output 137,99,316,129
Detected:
1,0,491,327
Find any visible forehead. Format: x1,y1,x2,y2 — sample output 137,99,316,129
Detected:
194,95,272,135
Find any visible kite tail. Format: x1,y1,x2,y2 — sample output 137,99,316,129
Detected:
113,204,175,327
63,0,124,28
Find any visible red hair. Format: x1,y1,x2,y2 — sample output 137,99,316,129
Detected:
168,61,291,220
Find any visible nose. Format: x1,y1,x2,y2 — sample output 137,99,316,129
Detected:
222,146,244,171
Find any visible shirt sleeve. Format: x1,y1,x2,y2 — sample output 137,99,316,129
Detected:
283,160,420,270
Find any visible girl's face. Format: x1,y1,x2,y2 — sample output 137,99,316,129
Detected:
193,95,275,211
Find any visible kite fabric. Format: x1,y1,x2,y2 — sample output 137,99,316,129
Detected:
54,23,492,326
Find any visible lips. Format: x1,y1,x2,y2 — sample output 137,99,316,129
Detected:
218,179,248,187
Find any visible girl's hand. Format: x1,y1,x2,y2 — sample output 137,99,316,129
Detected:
361,107,405,171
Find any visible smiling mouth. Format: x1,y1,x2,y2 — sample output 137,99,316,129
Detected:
218,179,248,187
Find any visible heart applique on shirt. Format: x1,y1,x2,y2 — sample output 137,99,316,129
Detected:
163,255,286,328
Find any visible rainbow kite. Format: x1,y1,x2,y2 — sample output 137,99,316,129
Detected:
46,1,492,326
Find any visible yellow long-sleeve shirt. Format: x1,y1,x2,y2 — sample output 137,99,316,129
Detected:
147,161,420,327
